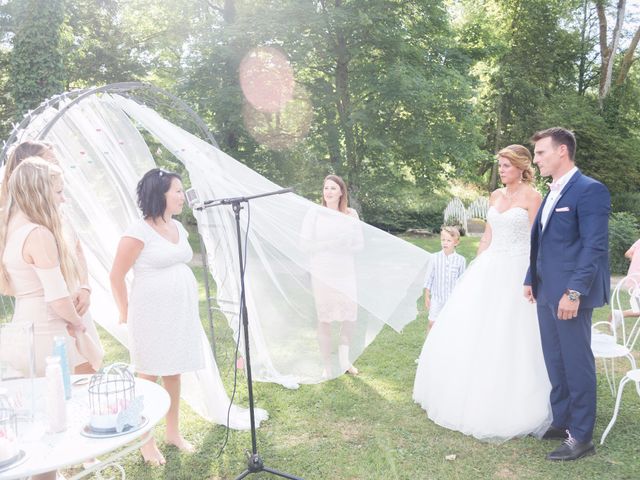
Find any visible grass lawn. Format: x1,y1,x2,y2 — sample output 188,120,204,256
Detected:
63,235,640,479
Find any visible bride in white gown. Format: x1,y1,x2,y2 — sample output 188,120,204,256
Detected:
413,145,552,442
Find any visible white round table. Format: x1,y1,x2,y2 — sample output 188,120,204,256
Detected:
0,376,169,480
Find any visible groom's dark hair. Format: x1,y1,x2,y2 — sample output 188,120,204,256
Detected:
530,127,576,161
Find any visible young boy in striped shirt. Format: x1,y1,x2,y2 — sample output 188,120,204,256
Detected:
424,226,466,329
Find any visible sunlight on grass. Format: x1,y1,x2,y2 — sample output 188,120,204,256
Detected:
56,234,640,479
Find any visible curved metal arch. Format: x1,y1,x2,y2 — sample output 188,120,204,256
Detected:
1,81,219,165
0,81,222,358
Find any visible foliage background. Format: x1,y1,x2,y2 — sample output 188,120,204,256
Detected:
57,236,640,480
0,0,638,256
1,3,639,477
0,1,638,235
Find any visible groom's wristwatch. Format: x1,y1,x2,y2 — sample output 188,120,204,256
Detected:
566,289,581,302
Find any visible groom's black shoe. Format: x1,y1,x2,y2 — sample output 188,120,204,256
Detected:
546,437,595,461
542,426,569,440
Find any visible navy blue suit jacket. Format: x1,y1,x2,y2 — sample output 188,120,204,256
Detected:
525,170,610,308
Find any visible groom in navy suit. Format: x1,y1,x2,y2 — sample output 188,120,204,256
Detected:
524,127,610,461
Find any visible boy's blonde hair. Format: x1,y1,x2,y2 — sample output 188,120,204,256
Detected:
441,225,461,241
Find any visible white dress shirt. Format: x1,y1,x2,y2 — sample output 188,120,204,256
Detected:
540,166,578,229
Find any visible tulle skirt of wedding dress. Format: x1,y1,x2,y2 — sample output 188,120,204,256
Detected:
413,249,552,442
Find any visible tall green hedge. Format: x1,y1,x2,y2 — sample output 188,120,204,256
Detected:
611,192,640,224
360,196,448,233
9,0,65,116
609,212,640,275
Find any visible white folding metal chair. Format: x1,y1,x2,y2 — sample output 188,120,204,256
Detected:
591,274,640,395
600,367,640,444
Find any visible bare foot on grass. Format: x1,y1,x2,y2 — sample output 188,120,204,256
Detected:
166,435,195,453
141,438,166,466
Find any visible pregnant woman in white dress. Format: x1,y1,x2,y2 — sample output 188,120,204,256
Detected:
413,145,552,442
110,168,204,465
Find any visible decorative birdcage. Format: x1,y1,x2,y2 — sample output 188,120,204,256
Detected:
87,363,142,433
0,389,19,466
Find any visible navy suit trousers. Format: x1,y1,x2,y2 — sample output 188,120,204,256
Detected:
536,303,596,443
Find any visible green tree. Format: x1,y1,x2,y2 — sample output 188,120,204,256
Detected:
458,0,579,190
62,0,149,88
8,0,66,115
538,90,640,194
0,3,14,139
181,0,482,208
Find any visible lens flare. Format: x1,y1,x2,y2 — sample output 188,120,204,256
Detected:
243,85,312,151
239,47,295,113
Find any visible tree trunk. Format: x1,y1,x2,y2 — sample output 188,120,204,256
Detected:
324,104,342,170
577,0,590,95
616,24,640,85
222,0,239,151
334,0,358,193
488,96,502,192
223,0,236,23
597,0,626,106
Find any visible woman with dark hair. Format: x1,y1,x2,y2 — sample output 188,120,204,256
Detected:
110,168,204,465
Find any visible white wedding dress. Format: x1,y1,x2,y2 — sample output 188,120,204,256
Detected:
413,206,552,442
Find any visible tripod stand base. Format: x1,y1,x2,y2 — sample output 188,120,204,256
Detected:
235,453,304,480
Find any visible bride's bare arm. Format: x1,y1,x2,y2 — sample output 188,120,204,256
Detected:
110,237,144,324
477,223,492,255
525,188,542,226
477,190,500,255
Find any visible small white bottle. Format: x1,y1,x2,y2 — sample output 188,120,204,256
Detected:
45,355,67,433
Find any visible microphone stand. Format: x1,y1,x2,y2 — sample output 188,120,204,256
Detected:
198,187,303,480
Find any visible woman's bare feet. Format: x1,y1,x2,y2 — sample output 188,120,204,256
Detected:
140,438,166,466
166,435,195,453
346,365,359,375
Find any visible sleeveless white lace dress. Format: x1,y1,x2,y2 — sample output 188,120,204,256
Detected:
413,207,552,442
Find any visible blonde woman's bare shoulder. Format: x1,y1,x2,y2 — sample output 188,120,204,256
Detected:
24,225,59,267
26,225,55,243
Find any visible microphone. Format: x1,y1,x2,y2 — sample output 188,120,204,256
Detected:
185,188,202,209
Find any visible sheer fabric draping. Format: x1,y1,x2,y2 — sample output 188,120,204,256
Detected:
12,92,430,394
15,94,265,429
111,94,431,385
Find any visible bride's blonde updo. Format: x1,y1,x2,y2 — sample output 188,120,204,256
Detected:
497,144,535,184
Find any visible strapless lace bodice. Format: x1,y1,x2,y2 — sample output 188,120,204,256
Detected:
486,207,530,256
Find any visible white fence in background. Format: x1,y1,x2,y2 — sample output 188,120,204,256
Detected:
443,196,489,234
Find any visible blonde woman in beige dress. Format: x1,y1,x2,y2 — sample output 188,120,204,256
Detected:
1,141,103,374
0,158,101,379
